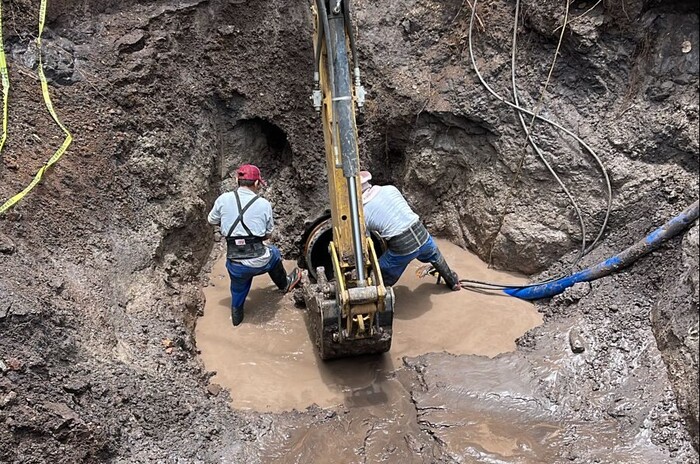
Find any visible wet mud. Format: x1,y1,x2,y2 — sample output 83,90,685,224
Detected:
198,240,548,462
198,236,696,463
196,239,542,412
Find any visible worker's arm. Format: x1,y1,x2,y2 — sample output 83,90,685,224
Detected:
208,197,222,226
263,200,274,241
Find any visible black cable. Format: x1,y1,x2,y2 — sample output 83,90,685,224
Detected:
467,0,612,253
317,0,335,90
314,4,324,77
456,0,614,291
510,0,587,268
316,0,341,160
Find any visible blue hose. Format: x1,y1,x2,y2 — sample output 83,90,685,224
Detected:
503,201,699,300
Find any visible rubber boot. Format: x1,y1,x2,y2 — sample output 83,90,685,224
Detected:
231,306,244,326
269,261,302,293
430,252,461,291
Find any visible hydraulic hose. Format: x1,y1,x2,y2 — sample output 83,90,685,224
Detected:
503,200,700,300
314,5,324,78
316,0,342,165
317,0,335,94
343,0,359,71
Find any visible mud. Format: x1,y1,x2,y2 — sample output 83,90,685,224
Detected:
196,240,541,412
0,0,698,462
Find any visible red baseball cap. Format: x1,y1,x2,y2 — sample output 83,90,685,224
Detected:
236,164,267,186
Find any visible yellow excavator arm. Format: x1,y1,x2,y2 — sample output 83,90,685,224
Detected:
301,0,394,360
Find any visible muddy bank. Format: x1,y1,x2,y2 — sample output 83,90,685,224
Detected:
0,0,697,462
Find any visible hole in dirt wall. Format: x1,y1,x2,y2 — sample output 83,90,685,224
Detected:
364,111,590,274
170,113,303,328
216,117,291,184
151,113,297,334
364,112,504,260
211,116,306,260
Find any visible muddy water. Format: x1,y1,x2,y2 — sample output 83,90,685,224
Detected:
196,240,541,413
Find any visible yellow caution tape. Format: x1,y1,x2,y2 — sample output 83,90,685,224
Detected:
0,2,9,156
0,0,73,214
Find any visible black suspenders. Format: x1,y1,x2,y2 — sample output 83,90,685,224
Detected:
226,190,261,238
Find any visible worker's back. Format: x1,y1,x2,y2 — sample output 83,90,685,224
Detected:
363,185,419,239
209,189,273,238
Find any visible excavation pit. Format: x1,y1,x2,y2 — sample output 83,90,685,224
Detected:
195,239,542,412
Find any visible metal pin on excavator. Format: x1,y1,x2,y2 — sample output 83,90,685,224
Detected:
300,0,394,360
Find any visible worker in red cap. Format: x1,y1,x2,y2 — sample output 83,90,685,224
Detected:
208,164,302,326
360,170,460,291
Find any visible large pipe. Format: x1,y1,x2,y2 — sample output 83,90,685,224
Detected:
302,215,386,282
504,201,699,300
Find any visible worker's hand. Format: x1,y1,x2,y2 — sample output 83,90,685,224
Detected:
415,264,437,279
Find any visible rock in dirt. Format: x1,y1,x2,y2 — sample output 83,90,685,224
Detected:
0,391,17,408
552,282,592,306
63,381,91,395
0,233,15,254
569,327,586,353
43,402,80,427
115,30,146,53
207,383,222,397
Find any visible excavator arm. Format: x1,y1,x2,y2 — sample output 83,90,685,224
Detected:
301,0,394,360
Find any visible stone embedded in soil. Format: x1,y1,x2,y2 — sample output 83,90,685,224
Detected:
48,278,65,293
552,282,591,306
63,381,91,395
0,391,17,408
207,383,222,397
569,328,586,353
115,30,146,51
0,232,15,254
5,358,23,371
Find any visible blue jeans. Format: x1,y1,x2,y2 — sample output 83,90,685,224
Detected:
379,235,440,286
225,245,283,310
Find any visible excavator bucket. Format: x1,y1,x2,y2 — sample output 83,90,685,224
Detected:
301,267,394,360
300,214,393,360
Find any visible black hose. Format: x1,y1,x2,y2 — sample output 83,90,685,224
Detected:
510,0,587,267
314,5,324,78
316,0,340,155
317,0,335,90
468,0,612,254
343,0,359,71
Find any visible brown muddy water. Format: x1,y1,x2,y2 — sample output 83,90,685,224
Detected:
197,242,676,463
196,240,542,413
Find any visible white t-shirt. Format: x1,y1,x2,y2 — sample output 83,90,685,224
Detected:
208,188,273,266
363,185,420,239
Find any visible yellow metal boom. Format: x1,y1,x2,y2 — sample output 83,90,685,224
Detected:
302,0,394,360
